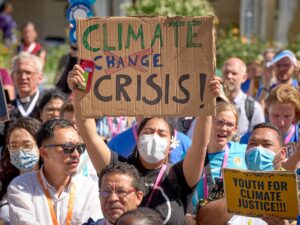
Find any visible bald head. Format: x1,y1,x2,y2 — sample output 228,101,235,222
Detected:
223,57,247,74
222,57,247,99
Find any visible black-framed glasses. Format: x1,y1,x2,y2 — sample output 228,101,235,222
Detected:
99,188,137,199
43,143,86,154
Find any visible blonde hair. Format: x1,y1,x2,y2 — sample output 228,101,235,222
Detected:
215,100,239,124
265,84,300,120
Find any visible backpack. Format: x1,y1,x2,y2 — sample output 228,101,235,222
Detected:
245,95,255,123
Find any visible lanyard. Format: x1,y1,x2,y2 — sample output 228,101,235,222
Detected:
37,170,76,225
284,124,296,144
16,90,39,117
132,124,138,141
203,144,229,199
107,117,124,137
26,42,37,54
146,164,166,206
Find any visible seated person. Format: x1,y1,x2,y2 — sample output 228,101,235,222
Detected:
10,52,43,119
7,119,103,224
84,162,144,225
60,99,98,182
0,117,41,223
37,88,67,123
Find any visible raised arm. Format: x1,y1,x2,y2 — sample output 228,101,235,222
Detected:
182,77,221,187
67,64,111,173
257,65,274,109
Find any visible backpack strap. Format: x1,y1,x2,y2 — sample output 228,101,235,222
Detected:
245,96,255,124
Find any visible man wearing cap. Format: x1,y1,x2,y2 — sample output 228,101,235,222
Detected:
257,50,298,106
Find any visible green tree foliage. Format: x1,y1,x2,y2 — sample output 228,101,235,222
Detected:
122,0,214,16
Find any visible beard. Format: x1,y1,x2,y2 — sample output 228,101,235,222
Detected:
223,81,237,97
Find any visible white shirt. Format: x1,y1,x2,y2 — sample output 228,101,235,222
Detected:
233,91,265,137
7,170,103,225
227,215,267,225
0,195,9,222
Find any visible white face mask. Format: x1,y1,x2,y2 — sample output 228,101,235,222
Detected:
137,133,169,164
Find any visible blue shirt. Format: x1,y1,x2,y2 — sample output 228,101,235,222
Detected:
192,141,247,207
256,79,299,100
241,124,299,144
241,79,251,94
108,127,192,164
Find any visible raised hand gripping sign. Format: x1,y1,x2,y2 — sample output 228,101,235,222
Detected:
76,16,215,117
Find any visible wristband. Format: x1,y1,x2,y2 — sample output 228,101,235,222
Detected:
262,87,270,93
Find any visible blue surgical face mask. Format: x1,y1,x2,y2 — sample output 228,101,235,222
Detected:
10,149,39,173
245,146,275,171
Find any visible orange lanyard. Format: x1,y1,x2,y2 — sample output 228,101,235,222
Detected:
37,170,76,225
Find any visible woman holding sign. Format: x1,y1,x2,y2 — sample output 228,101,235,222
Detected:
67,64,221,225
192,100,247,209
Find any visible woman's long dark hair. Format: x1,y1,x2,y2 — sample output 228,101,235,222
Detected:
0,117,42,200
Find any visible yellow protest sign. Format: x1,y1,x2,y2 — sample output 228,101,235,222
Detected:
223,168,299,220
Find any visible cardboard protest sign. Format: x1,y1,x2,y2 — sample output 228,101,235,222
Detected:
76,16,215,117
0,79,9,123
223,168,299,220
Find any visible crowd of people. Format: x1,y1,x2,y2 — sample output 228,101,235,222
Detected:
0,3,299,225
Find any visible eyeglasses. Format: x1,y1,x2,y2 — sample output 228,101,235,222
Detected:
14,70,39,77
213,119,235,130
99,188,137,199
8,141,37,152
43,143,86,154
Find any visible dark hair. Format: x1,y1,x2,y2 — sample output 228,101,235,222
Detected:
59,99,74,117
99,161,145,194
38,88,66,117
35,118,76,147
0,2,12,13
0,117,41,200
252,122,284,147
131,117,174,160
137,117,174,137
116,207,164,225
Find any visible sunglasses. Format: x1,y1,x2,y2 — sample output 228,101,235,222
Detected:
43,143,86,154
